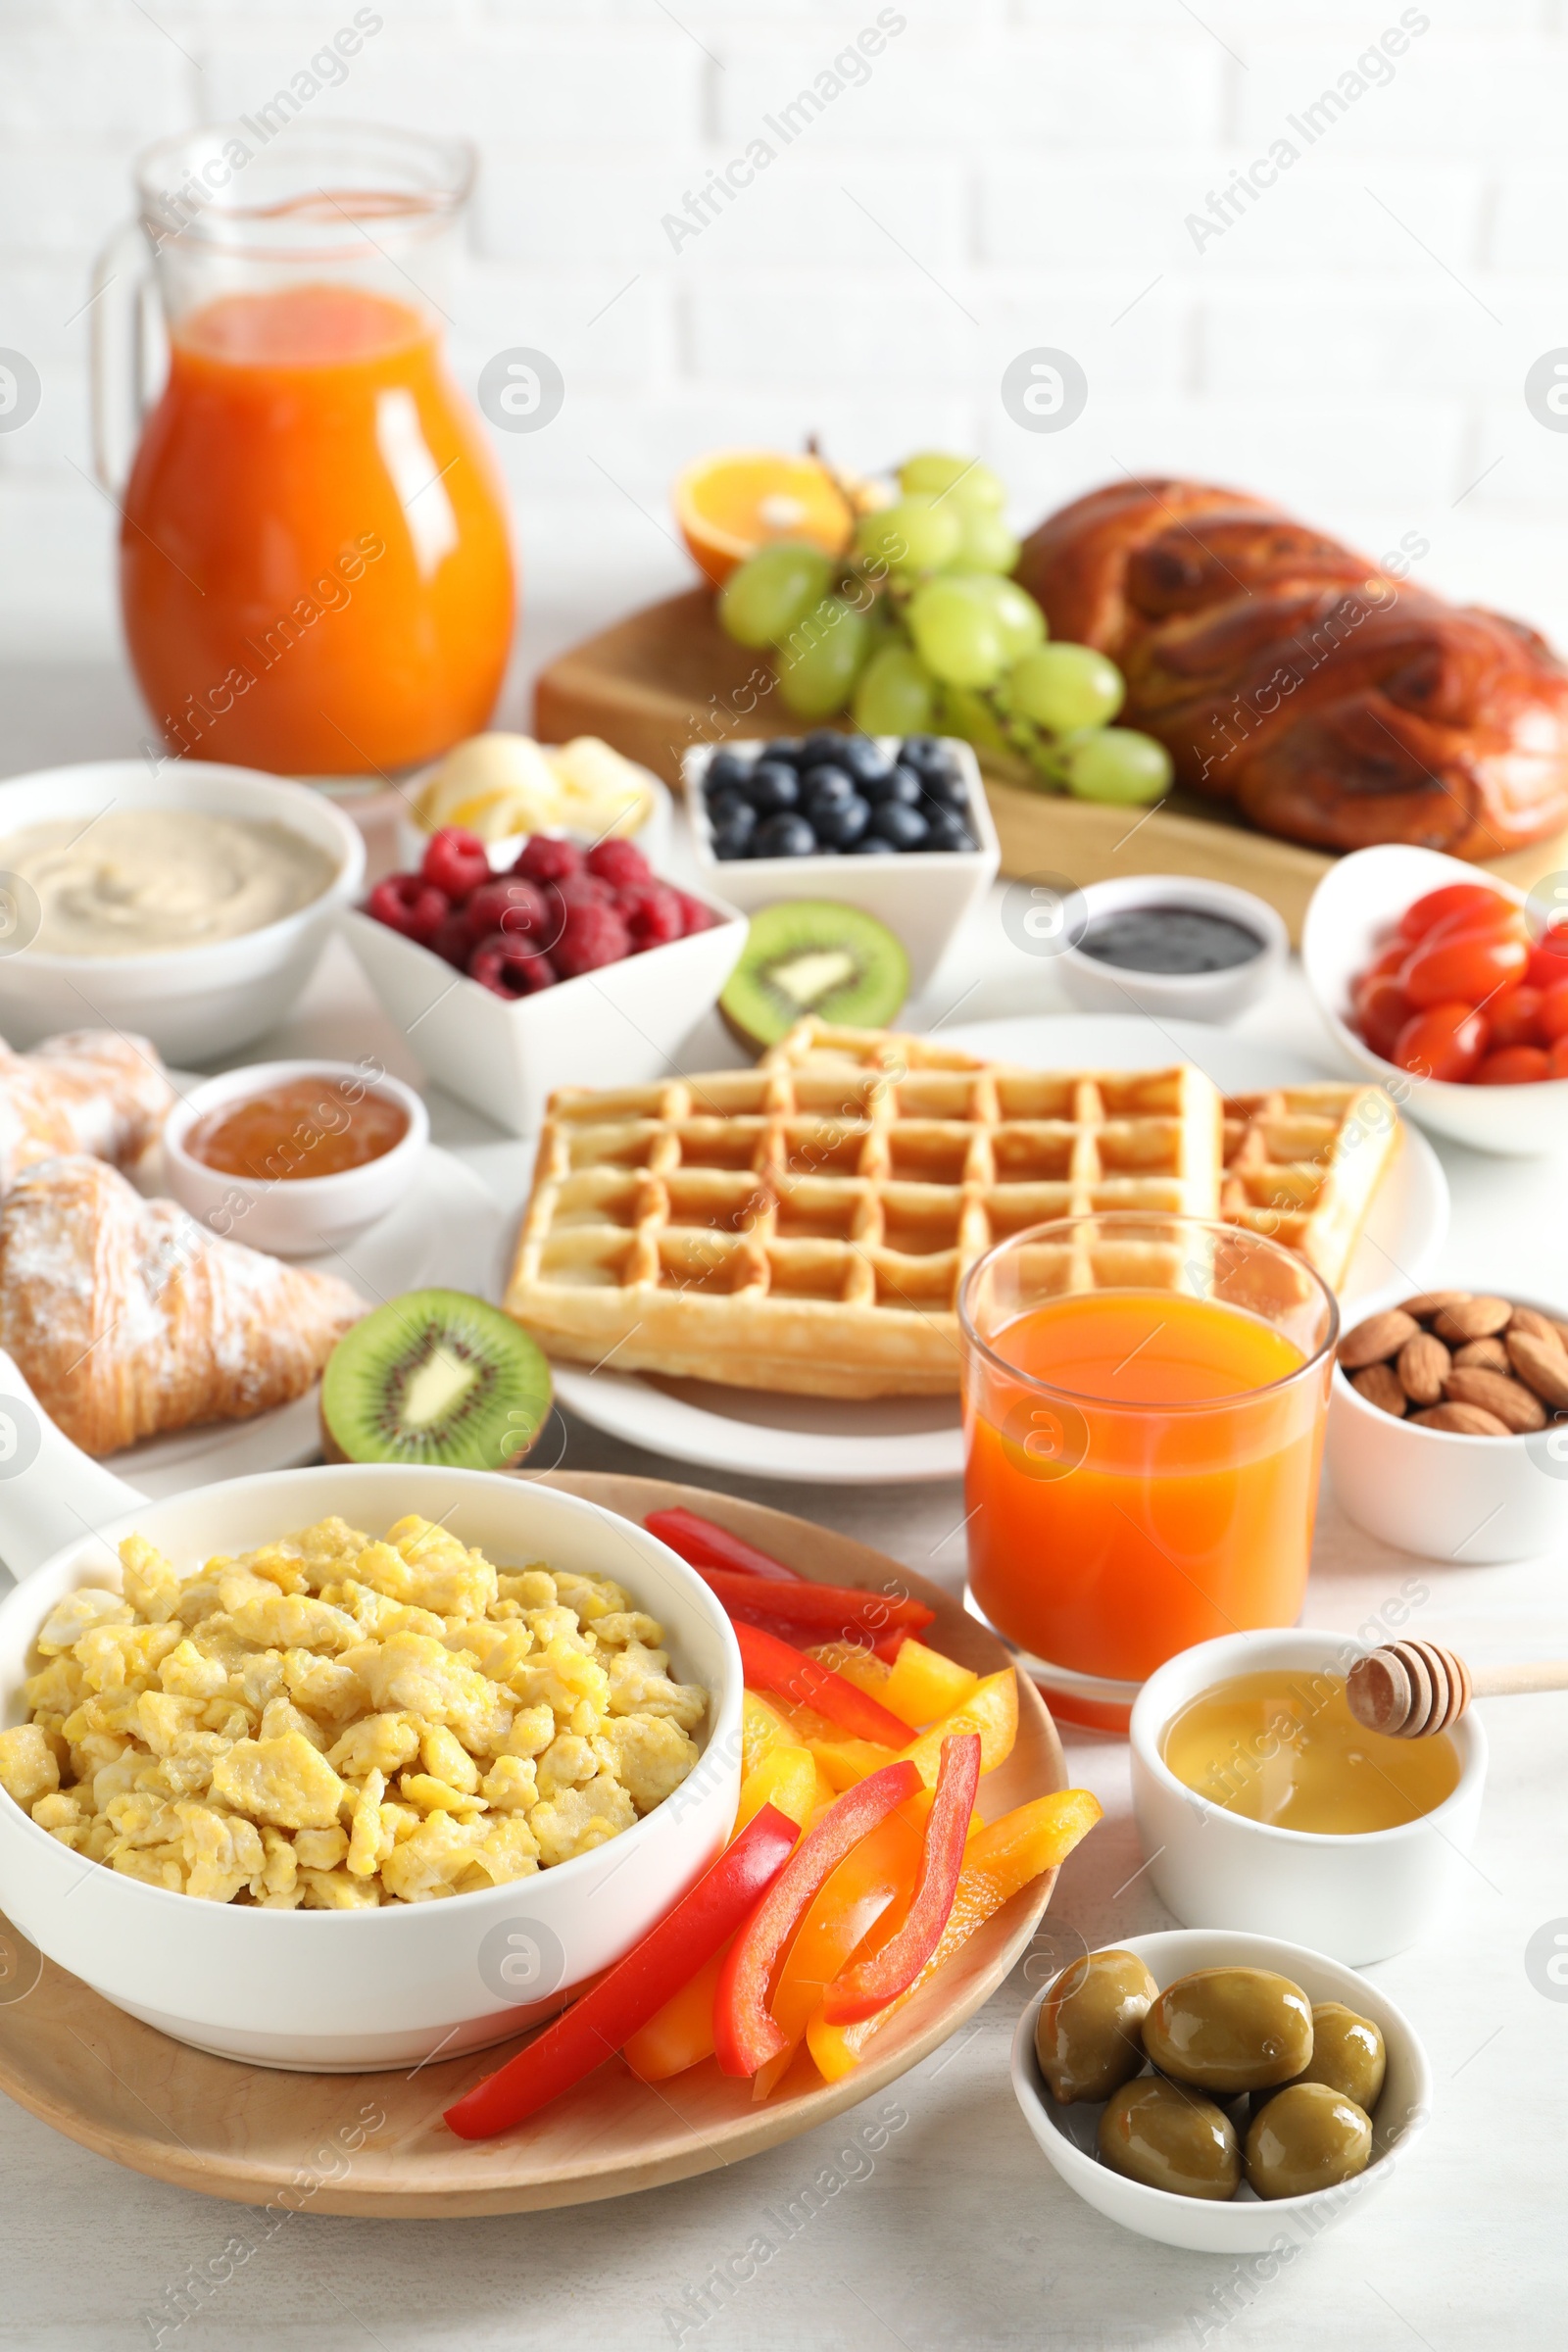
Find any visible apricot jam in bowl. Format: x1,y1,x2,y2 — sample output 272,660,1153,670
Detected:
163,1059,428,1258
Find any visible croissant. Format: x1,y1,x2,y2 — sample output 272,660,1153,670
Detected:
0,1156,364,1456
1015,478,1568,858
0,1028,173,1196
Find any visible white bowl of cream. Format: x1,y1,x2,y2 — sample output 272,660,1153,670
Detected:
0,761,365,1062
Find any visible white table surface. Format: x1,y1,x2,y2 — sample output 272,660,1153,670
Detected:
4,694,1568,2349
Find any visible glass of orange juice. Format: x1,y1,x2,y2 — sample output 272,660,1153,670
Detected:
92,122,514,777
958,1214,1338,1732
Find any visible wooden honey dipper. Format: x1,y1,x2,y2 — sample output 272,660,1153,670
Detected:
1347,1640,1568,1738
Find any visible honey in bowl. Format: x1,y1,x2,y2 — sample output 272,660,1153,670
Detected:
187,1076,410,1184
1161,1667,1460,1834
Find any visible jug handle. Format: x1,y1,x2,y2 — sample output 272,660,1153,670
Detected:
89,221,165,495
0,1350,145,1584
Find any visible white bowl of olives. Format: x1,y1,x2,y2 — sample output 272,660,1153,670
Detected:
1010,1930,1431,2252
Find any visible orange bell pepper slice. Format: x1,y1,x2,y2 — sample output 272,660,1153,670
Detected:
806,1787,1103,2082
900,1669,1017,1788
735,1621,912,1748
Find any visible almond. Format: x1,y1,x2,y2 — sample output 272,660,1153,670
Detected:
1443,1365,1547,1432
1338,1308,1420,1370
1400,1290,1473,1320
1351,1363,1407,1417
1412,1402,1510,1436
1509,1304,1568,1353
1506,1329,1568,1410
1432,1296,1514,1345
1453,1337,1510,1374
1396,1331,1449,1406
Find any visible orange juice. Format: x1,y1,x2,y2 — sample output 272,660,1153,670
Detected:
121,283,514,775
963,1291,1328,1687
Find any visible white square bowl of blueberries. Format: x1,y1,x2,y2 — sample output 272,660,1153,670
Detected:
683,732,1000,989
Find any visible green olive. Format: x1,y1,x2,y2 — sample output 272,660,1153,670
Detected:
1245,2081,1372,2199
1036,1947,1158,2105
1142,1967,1313,2095
1098,2075,1241,2200
1295,2003,1386,2114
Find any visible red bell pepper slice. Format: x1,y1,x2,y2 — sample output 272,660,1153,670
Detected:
645,1506,803,1583
443,1803,798,2141
687,1563,934,1640
731,1619,914,1749
820,1732,982,2024
730,1602,908,1665
712,1761,923,2076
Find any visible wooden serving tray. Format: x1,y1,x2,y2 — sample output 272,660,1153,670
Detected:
0,1473,1067,2218
533,590,1568,943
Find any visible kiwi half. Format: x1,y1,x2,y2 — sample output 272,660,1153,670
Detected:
719,900,908,1053
320,1289,552,1470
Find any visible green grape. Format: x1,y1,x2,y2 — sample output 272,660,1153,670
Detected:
961,574,1045,663
1006,643,1125,733
1059,727,1172,805
718,543,835,650
953,508,1020,573
907,579,1005,687
898,452,1006,513
775,595,873,718
853,641,935,735
938,682,1011,758
858,495,961,575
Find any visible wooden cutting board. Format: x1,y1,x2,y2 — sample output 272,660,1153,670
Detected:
0,1474,1070,2218
533,590,1568,944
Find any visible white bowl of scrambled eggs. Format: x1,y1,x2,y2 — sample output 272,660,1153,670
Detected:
0,1368,742,2072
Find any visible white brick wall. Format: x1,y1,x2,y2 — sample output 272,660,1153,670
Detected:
3,0,1568,665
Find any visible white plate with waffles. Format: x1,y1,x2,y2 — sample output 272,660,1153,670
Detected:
529,1015,1449,1487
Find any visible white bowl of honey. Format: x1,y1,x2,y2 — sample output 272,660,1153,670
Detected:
163,1059,429,1258
1129,1629,1486,1965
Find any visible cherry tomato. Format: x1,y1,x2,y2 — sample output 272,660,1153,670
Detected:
1474,1046,1551,1085
1488,986,1544,1049
1354,974,1412,1061
1367,942,1410,980
1539,978,1568,1043
1551,1037,1568,1080
1424,900,1526,952
1400,925,1529,1008
1394,1002,1490,1083
1397,882,1513,943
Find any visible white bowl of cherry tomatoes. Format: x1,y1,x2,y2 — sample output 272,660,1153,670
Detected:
1301,845,1568,1156
341,826,746,1137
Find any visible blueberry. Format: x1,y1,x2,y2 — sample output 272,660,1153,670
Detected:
810,792,871,848
744,760,801,813
851,833,898,854
710,822,754,860
898,734,947,774
920,769,971,812
708,789,756,839
921,809,974,853
760,738,804,766
802,762,855,806
870,801,928,850
866,762,924,808
706,748,751,795
838,736,892,786
752,811,819,858
800,729,847,764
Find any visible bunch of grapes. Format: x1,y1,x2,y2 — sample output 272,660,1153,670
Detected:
715,451,1173,807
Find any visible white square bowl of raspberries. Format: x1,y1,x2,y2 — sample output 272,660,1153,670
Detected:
342,826,746,1136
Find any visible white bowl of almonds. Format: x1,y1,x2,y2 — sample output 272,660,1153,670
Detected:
1326,1289,1568,1563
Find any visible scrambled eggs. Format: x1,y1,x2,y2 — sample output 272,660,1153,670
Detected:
0,1514,708,1907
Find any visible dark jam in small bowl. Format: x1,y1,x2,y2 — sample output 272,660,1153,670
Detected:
1079,906,1265,977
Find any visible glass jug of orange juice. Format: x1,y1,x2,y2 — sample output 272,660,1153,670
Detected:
92,122,514,776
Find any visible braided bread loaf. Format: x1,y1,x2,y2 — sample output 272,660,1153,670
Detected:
1015,478,1568,858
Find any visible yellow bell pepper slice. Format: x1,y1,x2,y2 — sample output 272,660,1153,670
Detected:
623,1946,726,2082
807,1640,896,1704
885,1639,981,1728
741,1690,796,1780
805,1787,1102,2082
900,1668,1018,1788
733,1742,816,1837
806,1734,904,1792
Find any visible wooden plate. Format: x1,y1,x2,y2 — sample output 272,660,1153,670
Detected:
0,1473,1067,2217
533,590,1568,944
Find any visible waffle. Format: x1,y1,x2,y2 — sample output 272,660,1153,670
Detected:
1219,1085,1401,1290
504,1033,1225,1399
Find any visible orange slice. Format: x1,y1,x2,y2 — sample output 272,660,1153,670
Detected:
673,449,861,587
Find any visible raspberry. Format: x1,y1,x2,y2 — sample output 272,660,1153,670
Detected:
467,935,560,997
367,873,449,945
552,871,616,907
554,901,631,977
420,826,490,901
429,910,473,969
673,891,718,935
618,883,684,951
586,836,651,890
514,834,583,886
464,874,551,946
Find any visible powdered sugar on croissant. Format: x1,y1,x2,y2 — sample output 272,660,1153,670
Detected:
0,1155,365,1455
0,1029,173,1196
